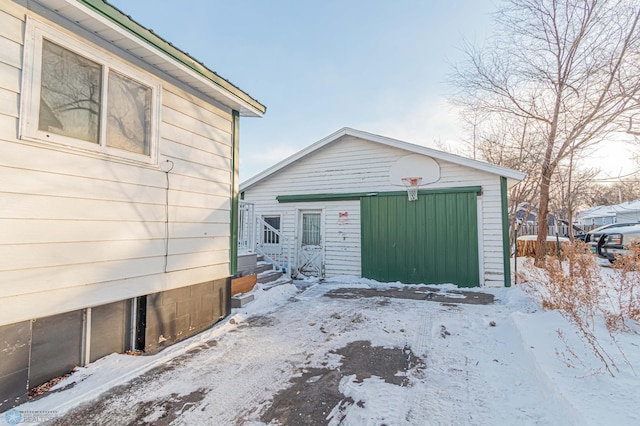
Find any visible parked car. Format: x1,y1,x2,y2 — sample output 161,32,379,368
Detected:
557,219,587,240
584,222,639,245
596,224,640,263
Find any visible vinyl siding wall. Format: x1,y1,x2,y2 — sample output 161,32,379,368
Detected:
0,2,233,326
242,135,506,286
616,211,640,223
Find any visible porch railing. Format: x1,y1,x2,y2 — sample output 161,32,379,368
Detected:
238,201,255,253
255,217,292,278
237,202,293,278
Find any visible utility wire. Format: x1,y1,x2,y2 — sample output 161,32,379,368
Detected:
591,168,640,182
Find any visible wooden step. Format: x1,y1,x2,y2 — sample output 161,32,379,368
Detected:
231,293,254,308
237,253,257,275
231,274,257,296
257,270,283,284
254,262,274,274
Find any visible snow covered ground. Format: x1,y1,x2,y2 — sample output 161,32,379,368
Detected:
3,273,639,425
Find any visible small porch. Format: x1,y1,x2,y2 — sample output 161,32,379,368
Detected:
237,202,295,286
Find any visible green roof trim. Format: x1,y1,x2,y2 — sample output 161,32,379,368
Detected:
77,0,266,115
277,186,482,203
277,193,375,203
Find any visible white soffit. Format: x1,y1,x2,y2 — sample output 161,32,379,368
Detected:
34,0,264,117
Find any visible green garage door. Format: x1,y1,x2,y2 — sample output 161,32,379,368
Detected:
361,190,479,287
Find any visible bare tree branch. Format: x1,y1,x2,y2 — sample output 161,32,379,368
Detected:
450,0,640,264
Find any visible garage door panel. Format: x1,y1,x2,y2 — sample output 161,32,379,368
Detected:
361,191,479,287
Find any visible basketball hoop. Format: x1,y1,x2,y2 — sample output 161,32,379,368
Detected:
401,177,422,201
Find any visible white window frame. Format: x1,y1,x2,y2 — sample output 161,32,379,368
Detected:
262,215,282,245
20,17,161,166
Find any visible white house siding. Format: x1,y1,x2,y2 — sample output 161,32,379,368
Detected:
324,201,361,276
0,3,233,326
252,200,361,277
242,135,506,286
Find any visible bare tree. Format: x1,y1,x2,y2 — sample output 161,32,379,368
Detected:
458,108,546,240
549,159,599,229
584,177,640,206
452,0,640,263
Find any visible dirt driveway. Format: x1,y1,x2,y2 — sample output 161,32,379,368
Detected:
40,280,568,425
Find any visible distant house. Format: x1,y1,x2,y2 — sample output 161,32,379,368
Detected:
0,0,264,409
240,128,525,289
577,205,617,226
577,201,640,226
514,203,538,225
611,200,640,223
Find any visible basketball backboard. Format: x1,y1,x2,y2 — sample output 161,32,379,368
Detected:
388,154,440,187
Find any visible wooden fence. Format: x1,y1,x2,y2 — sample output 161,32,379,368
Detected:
516,223,597,237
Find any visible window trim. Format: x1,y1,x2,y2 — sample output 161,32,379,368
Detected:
20,17,161,166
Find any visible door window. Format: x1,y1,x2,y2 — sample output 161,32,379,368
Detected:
302,213,321,246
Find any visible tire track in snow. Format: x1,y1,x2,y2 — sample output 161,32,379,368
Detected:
179,313,319,425
43,282,583,425
399,300,434,425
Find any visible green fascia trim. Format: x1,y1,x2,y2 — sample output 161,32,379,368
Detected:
277,186,482,203
76,0,266,115
278,193,374,203
500,177,511,287
229,110,240,275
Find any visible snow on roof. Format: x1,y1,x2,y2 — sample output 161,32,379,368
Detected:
578,205,617,219
240,128,526,191
578,200,640,219
611,200,640,213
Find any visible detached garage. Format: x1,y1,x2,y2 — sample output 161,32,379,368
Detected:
240,128,525,287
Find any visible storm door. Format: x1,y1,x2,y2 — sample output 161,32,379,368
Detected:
297,211,324,276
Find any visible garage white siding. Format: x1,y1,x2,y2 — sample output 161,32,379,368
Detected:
242,135,509,286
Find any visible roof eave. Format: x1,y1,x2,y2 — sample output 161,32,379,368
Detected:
240,128,350,191
240,127,526,191
34,0,265,117
345,128,527,182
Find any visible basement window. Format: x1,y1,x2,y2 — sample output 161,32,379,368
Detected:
20,18,160,165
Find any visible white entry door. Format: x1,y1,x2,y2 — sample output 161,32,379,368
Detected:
297,211,323,277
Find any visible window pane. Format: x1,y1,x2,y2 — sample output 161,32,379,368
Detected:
107,71,151,155
39,39,102,143
302,214,321,246
263,216,280,244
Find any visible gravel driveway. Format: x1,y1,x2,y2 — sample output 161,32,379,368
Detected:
39,279,571,425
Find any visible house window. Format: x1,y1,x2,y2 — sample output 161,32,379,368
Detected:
21,18,160,165
106,71,152,155
39,40,102,144
262,216,281,244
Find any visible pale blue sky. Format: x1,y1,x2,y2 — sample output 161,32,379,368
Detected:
108,1,498,180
